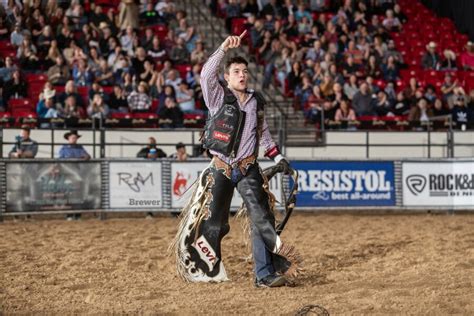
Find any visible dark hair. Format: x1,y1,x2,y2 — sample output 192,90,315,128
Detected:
224,56,248,74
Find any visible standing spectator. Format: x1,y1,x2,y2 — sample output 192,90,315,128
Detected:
421,42,441,70
9,126,38,159
47,56,70,85
59,129,90,220
87,93,110,118
136,137,167,158
158,96,183,128
118,0,139,30
451,96,472,129
127,81,152,112
460,41,474,71
352,82,375,116
59,130,90,159
169,142,188,160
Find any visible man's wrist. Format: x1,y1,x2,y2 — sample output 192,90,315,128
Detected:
274,154,285,163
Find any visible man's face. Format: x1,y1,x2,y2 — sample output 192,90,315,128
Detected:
68,135,78,144
225,63,248,92
20,129,29,139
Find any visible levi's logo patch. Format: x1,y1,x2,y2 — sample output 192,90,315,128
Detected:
213,131,231,142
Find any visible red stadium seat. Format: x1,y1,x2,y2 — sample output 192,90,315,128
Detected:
132,112,158,119
9,98,34,111
175,64,191,79
25,73,48,83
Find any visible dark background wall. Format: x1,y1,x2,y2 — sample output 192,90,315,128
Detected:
422,0,474,41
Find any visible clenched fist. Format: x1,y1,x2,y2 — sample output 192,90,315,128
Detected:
220,30,247,52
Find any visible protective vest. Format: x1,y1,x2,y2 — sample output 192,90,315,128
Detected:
202,87,265,158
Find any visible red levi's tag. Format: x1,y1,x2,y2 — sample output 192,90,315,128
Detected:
213,131,231,143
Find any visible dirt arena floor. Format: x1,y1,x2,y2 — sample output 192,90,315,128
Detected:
0,212,473,315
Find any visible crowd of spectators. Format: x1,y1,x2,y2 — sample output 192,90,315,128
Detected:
0,0,207,127
211,0,474,129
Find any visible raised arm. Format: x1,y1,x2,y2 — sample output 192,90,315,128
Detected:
201,31,246,114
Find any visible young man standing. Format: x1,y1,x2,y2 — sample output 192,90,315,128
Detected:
174,31,293,288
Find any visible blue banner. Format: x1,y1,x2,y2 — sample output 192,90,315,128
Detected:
292,161,396,207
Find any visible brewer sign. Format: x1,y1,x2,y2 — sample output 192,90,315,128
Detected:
293,161,396,207
402,162,474,206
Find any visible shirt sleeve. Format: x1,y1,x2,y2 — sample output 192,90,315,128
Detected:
31,142,38,157
58,146,65,158
259,116,278,154
200,47,226,114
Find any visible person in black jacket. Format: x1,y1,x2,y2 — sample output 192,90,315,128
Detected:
158,96,184,128
136,137,167,158
3,70,27,104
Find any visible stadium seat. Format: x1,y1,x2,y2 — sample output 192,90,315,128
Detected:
9,98,34,111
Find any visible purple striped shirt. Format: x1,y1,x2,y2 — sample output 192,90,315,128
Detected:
201,48,277,165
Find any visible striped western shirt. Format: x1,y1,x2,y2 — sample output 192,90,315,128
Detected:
201,47,277,166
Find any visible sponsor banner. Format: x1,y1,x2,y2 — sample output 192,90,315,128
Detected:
170,161,282,209
292,161,396,207
109,162,163,209
402,162,474,206
6,162,101,212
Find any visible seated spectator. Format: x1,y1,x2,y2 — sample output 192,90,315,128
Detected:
335,99,357,122
372,91,394,117
10,23,26,47
447,86,467,110
382,55,399,82
18,45,41,72
384,39,404,66
342,56,360,78
424,85,437,104
0,17,9,40
0,57,17,82
365,55,381,78
440,73,457,101
176,82,196,113
460,41,474,71
132,47,153,79
148,36,167,61
382,9,401,32
158,97,184,128
45,40,62,68
37,89,60,118
109,85,129,113
72,58,93,87
95,58,114,86
225,0,241,33
120,26,137,55
59,80,84,108
152,83,175,111
432,98,450,117
138,60,158,87
190,40,207,65
136,137,167,158
9,126,38,159
408,98,433,122
169,37,190,65
16,37,37,60
169,142,189,161
392,92,410,116
344,75,359,100
441,49,457,71
127,81,152,112
352,82,375,116
421,42,441,70
62,95,85,119
47,56,70,85
2,70,27,103
304,85,324,123
164,69,182,92
87,93,109,118
287,61,302,92
319,73,334,98
88,82,108,102
451,96,472,129
306,40,325,63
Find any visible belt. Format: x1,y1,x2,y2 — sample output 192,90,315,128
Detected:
212,155,257,180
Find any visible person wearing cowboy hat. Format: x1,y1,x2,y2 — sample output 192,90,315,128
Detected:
460,41,474,70
441,49,457,70
59,130,90,221
36,88,60,120
421,41,441,70
58,130,90,160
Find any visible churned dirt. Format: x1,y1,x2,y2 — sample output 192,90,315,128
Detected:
0,213,473,315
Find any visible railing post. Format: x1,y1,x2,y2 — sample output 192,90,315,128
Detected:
427,128,431,158
92,118,96,158
100,118,105,158
0,127,3,158
51,127,55,158
366,131,370,158
447,115,454,158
